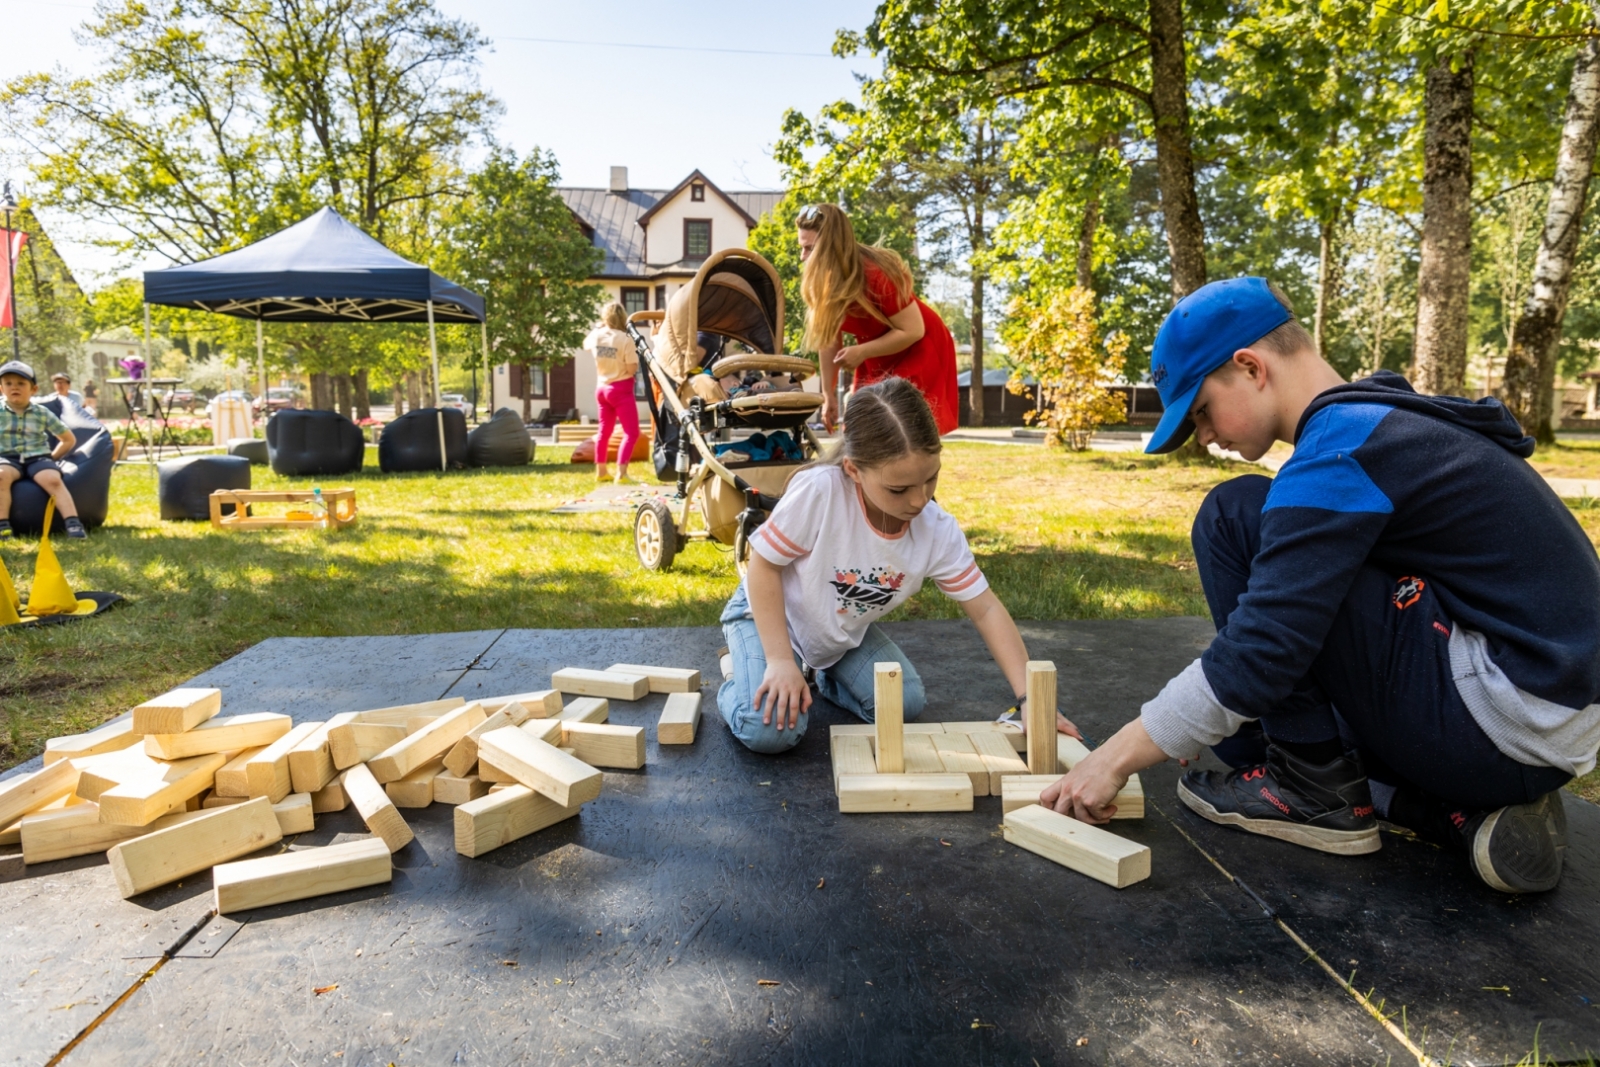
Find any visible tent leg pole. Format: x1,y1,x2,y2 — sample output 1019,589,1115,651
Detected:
481,318,490,422
256,318,265,423
428,300,445,472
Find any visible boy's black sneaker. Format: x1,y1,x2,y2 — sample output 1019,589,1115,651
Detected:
64,517,86,539
1177,743,1382,855
1461,792,1567,894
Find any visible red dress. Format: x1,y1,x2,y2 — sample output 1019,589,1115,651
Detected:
839,260,960,434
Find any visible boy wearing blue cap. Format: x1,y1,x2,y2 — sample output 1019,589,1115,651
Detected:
0,359,87,539
1043,277,1600,894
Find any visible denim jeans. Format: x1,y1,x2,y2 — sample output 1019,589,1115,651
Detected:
717,582,925,753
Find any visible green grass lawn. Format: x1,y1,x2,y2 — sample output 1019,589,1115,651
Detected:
4,439,1599,809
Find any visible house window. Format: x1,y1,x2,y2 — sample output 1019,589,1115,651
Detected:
684,219,712,260
529,366,547,397
690,183,705,202
655,285,667,310
621,288,649,317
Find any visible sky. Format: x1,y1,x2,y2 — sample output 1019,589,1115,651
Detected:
0,0,882,284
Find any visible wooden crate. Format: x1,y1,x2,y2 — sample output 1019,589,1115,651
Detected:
209,488,358,530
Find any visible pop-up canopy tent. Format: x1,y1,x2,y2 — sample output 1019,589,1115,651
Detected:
143,207,487,467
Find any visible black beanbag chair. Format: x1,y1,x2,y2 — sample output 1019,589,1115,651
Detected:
379,407,468,472
158,455,252,521
9,398,115,535
266,409,364,477
228,437,269,465
467,407,534,467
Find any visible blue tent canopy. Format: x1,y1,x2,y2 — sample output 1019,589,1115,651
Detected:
143,207,484,324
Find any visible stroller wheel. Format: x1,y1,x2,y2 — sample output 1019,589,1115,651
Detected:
635,499,677,571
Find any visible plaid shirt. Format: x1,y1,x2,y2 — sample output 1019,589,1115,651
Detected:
0,401,68,458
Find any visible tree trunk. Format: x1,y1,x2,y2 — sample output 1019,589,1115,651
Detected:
522,365,532,421
1076,193,1101,292
335,372,352,419
1412,50,1475,396
393,379,405,418
406,371,422,412
353,369,371,421
309,371,331,410
1147,0,1208,300
1501,31,1600,443
969,272,986,427
1314,215,1337,358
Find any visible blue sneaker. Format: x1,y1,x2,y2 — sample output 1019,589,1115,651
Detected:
64,517,87,539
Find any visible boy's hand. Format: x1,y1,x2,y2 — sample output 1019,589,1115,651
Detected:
754,660,812,732
1040,748,1126,825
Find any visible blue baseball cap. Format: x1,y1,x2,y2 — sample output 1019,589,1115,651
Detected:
1143,277,1292,454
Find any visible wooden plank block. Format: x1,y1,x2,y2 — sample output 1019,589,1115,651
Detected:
288,713,357,794
340,765,414,852
477,758,516,784
310,778,348,813
999,774,1144,819
929,732,990,797
1002,803,1150,888
521,719,564,744
328,722,406,770
130,687,221,735
1058,733,1092,770
940,719,1026,752
454,784,582,858
604,663,702,693
97,752,227,826
367,702,487,783
443,705,522,779
0,759,82,828
44,718,141,764
107,797,283,898
558,696,609,724
968,729,1033,794
214,837,392,914
837,773,973,813
144,713,292,760
433,771,489,805
385,757,445,808
657,692,702,745
829,722,943,741
214,747,265,797
1026,660,1057,776
274,793,315,834
75,748,169,802
21,804,208,864
901,733,946,775
561,722,645,770
353,697,464,726
202,793,248,808
478,727,603,808
473,690,562,718
873,663,904,774
551,668,648,701
404,715,442,735
830,734,877,791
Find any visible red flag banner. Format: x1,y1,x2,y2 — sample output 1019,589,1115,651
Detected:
0,228,27,330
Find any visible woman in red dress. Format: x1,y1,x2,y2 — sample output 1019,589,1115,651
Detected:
796,204,960,434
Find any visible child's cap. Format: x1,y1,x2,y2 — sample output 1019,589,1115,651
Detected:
0,359,36,384
50,371,70,382
1144,277,1290,454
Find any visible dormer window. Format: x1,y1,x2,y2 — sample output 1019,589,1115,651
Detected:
690,183,705,202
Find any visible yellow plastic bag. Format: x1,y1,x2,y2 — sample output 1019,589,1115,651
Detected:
25,499,79,616
0,553,23,626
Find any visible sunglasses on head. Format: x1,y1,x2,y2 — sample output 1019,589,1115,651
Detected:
797,204,827,223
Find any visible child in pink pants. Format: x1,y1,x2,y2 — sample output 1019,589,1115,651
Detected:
584,302,641,484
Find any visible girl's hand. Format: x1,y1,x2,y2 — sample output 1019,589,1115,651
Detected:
833,346,867,370
821,395,839,432
1055,712,1084,741
754,660,812,731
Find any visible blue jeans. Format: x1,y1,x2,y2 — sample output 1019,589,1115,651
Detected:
718,582,926,753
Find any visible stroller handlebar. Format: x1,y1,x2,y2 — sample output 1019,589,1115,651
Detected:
628,310,665,326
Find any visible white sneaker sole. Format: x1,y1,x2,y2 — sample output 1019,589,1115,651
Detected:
1178,780,1382,856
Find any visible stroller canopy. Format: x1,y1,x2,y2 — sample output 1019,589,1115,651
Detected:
654,248,785,382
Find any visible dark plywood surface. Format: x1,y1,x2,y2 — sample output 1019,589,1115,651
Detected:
4,620,1595,1066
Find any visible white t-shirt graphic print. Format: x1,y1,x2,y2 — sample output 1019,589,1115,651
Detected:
751,465,989,669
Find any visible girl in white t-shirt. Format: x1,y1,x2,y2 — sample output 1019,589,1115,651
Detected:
717,376,1081,753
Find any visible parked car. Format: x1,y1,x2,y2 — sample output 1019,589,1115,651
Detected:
255,387,301,414
206,389,254,416
161,387,198,412
441,393,476,418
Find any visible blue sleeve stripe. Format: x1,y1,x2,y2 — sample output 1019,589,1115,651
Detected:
1265,403,1394,515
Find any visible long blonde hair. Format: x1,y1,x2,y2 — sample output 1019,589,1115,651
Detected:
798,203,914,353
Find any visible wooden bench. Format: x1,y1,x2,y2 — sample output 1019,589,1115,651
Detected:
209,488,358,530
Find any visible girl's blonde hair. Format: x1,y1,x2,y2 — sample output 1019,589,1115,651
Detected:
826,377,941,470
600,301,628,330
797,203,915,353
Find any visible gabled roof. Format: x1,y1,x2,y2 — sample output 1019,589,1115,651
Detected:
635,169,759,229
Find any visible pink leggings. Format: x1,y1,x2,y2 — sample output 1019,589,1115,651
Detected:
595,377,641,468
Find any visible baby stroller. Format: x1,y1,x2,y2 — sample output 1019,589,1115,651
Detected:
626,248,825,571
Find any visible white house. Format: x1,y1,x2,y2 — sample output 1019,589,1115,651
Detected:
493,167,782,421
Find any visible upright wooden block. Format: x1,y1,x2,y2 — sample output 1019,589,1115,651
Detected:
367,702,487,783
329,722,406,769
562,722,645,769
968,729,1032,794
552,668,649,701
131,688,222,735
288,713,357,794
558,696,609,724
1002,803,1150,888
353,697,464,726
213,837,391,914
385,757,445,808
454,784,582,858
1026,661,1058,776
929,732,990,797
74,748,168,801
340,765,414,853
940,720,1026,752
107,796,283,898
830,734,877,791
273,792,316,834
657,692,703,745
473,690,561,718
837,773,973,813
999,774,1144,819
144,713,292,760
20,804,206,864
873,663,905,774
433,771,489,805
478,727,603,808
214,747,267,796
901,733,946,775
1058,733,1092,770
97,752,227,826
443,705,522,778
310,777,348,813
44,718,141,765
604,664,702,693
